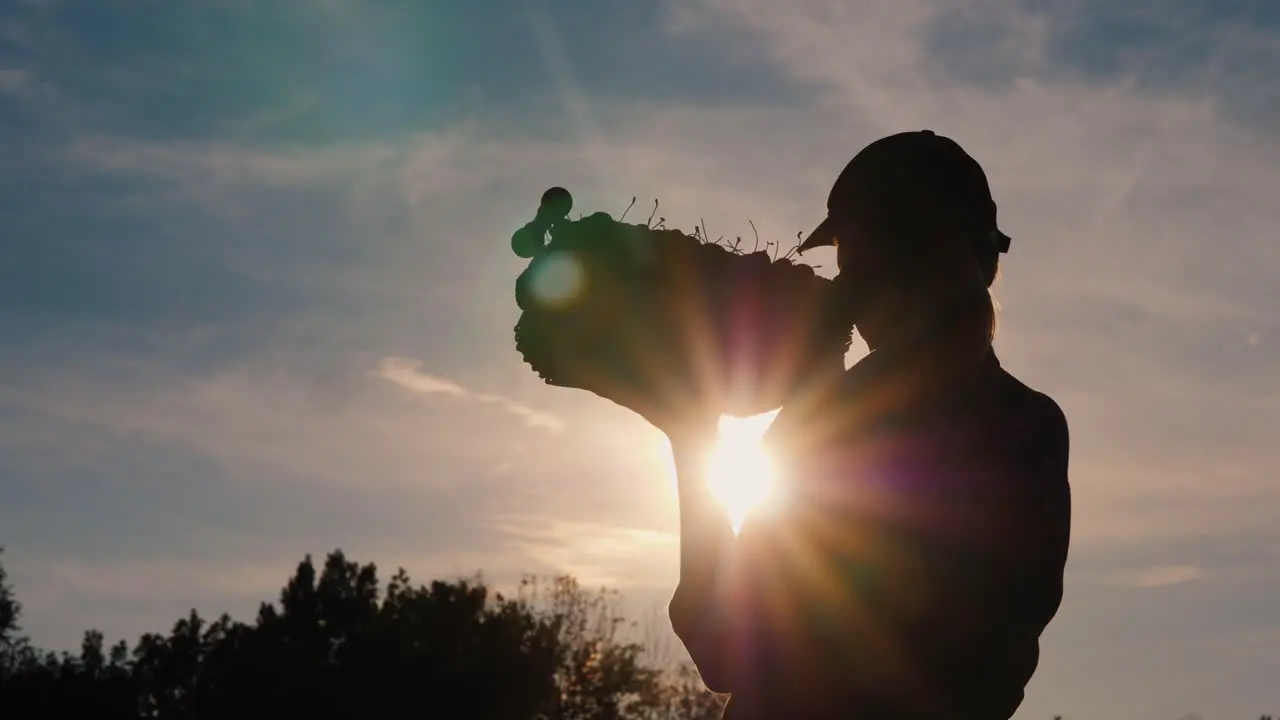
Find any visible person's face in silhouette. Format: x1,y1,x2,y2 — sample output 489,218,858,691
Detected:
829,210,992,353
828,211,913,351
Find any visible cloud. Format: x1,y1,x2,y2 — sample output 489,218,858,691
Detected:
0,66,52,102
375,356,564,433
59,135,400,188
1111,564,1205,588
48,135,402,226
15,556,287,608
0,67,31,93
492,514,678,588
0,343,560,493
0,19,33,49
375,357,467,396
12,0,1276,546
474,393,566,433
0,1,1270,592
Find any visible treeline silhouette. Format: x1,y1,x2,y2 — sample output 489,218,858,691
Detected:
1,548,1273,719
0,547,723,719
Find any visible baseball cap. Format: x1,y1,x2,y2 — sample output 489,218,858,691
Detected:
798,130,1012,256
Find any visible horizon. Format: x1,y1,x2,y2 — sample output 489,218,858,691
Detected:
1,2,1278,718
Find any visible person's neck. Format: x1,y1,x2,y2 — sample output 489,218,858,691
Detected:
859,302,994,393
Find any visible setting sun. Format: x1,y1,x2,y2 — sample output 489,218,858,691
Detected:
706,410,781,533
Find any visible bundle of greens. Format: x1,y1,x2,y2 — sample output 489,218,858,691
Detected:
512,187,851,419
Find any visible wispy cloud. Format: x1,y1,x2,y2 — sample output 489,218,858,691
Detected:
0,345,548,492
58,135,400,190
0,66,51,101
375,356,565,433
0,67,30,93
492,514,677,588
1110,564,1205,589
375,357,467,396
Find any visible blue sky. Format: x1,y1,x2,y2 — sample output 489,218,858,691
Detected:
1,1,1278,717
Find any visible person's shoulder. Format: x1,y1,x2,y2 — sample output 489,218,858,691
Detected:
991,366,1066,425
989,366,1070,463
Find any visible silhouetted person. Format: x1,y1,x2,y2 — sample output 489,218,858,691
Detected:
663,131,1072,718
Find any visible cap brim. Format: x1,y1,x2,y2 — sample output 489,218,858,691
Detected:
992,229,1012,254
797,216,837,253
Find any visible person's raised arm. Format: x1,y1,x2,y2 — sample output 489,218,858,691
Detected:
664,421,740,687
664,356,848,692
668,425,736,596
608,389,740,661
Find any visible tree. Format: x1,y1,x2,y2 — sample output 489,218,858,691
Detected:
0,548,19,647
0,548,726,719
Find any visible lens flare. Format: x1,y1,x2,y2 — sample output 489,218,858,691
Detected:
706,410,781,533
529,250,586,308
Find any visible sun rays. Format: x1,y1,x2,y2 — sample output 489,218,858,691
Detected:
706,410,781,532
